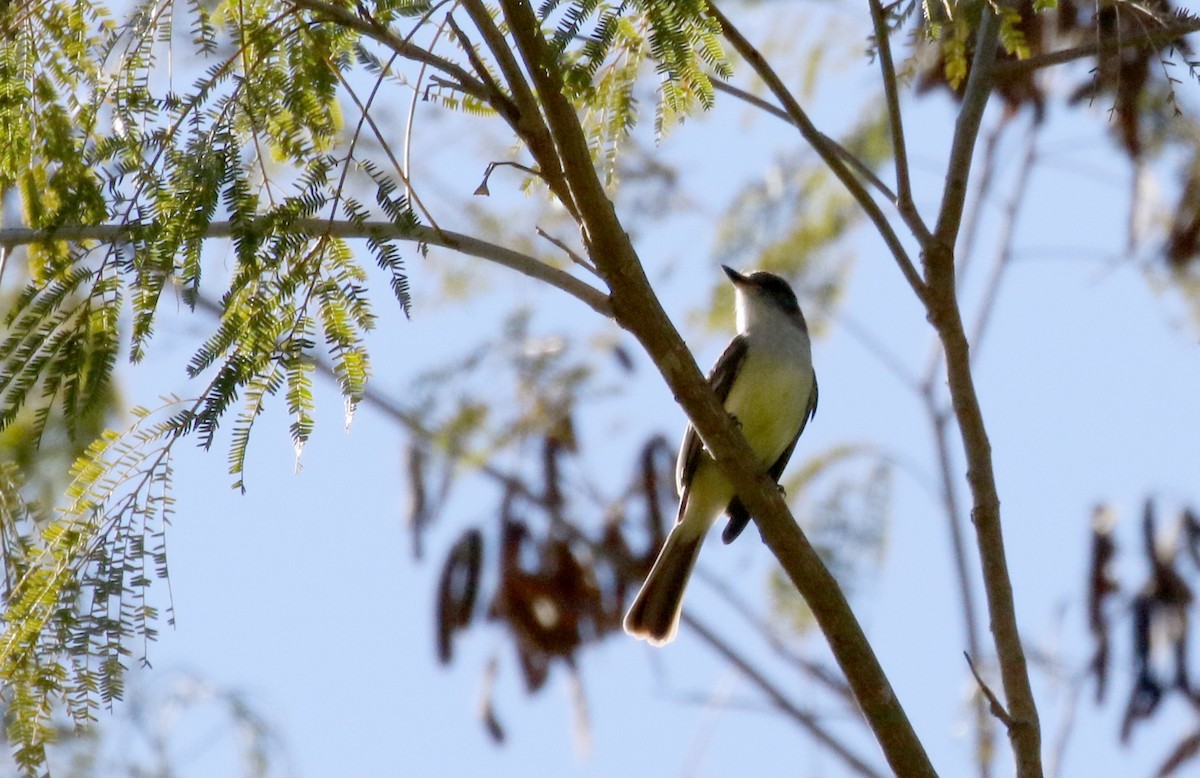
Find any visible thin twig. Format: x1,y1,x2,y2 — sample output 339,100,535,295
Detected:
692,567,855,706
683,613,888,778
287,0,492,103
965,651,1014,727
0,221,613,317
402,5,458,205
706,1,928,305
475,160,546,195
321,50,444,234
709,80,899,205
535,226,598,276
867,0,930,244
332,45,403,221
444,12,514,115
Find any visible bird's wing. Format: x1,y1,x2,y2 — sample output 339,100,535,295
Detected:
721,373,818,544
675,334,749,499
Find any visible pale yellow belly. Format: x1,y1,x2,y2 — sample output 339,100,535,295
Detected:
682,347,813,526
720,348,812,466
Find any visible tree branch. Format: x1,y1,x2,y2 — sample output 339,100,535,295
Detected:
489,1,934,772
286,0,493,104
965,651,1014,727
0,221,612,318
924,7,1043,777
931,10,999,246
928,402,993,778
992,16,1200,77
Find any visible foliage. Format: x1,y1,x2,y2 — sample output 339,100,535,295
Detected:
544,0,731,175
0,401,180,773
0,0,426,769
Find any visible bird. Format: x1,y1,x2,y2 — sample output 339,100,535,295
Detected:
623,265,818,646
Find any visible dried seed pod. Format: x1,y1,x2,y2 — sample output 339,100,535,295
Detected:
435,528,483,665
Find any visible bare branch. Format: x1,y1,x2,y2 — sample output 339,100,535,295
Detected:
965,651,1015,727
867,0,930,244
953,117,1006,300
709,80,900,206
536,226,598,276
930,8,1000,246
924,7,1045,776
929,404,993,778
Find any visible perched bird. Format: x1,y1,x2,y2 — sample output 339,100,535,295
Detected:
624,266,818,646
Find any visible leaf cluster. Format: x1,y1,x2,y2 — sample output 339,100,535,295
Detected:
0,1,429,770
539,0,731,180
0,402,181,774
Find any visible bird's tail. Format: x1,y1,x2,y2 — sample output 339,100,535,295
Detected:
623,527,704,646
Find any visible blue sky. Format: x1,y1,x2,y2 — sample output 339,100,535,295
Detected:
26,2,1200,776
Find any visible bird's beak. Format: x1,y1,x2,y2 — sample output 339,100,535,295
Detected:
721,265,748,286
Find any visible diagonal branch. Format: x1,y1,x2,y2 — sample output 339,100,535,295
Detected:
709,80,900,205
684,613,888,778
706,1,928,305
965,651,1014,727
287,0,493,103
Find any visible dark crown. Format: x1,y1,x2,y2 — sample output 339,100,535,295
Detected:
746,271,801,314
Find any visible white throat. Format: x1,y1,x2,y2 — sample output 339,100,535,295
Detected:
735,290,804,337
